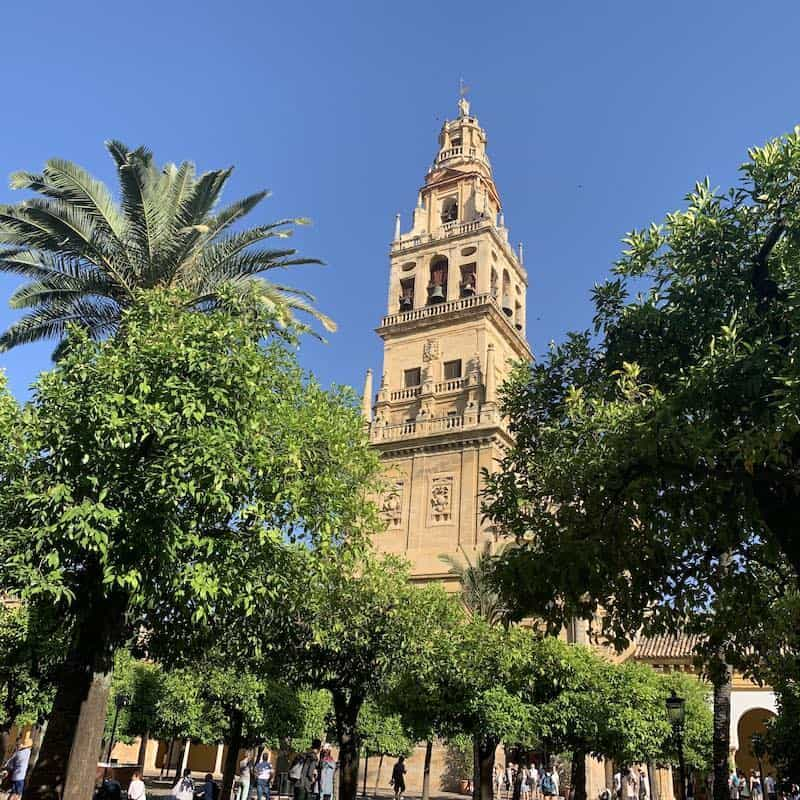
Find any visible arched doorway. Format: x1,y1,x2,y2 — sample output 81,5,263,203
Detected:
735,708,775,773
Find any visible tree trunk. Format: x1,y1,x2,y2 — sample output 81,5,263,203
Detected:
28,719,49,778
472,739,480,800
476,737,498,800
0,721,13,763
711,664,732,800
161,738,175,779
137,731,149,769
26,597,125,800
222,709,244,800
362,752,369,798
373,753,384,797
572,752,586,800
332,690,363,800
421,740,433,800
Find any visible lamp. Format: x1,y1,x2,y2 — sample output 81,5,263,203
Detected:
666,691,686,727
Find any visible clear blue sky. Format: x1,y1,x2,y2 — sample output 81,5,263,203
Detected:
1,1,798,400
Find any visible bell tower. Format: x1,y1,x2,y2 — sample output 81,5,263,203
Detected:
365,95,531,583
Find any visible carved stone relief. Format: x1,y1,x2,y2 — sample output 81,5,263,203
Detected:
423,339,440,362
429,475,453,523
380,481,404,528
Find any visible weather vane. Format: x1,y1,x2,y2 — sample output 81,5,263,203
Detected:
458,77,470,116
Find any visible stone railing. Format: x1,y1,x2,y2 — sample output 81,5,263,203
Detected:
381,293,489,328
369,407,504,443
379,293,526,347
389,386,422,401
434,377,467,394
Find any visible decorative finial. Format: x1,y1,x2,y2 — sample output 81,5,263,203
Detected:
393,213,401,241
458,77,470,117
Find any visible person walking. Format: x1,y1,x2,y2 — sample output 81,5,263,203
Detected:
638,769,648,800
238,754,253,800
128,770,147,800
297,740,321,800
172,769,195,800
765,775,777,800
741,772,752,800
254,752,273,800
495,765,505,800
317,748,336,800
390,756,406,800
3,737,31,800
625,770,638,800
203,774,220,800
540,766,557,799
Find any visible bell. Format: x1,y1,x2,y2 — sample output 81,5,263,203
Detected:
461,282,476,297
501,294,513,316
428,284,446,304
399,295,413,311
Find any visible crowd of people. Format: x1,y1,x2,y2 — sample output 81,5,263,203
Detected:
492,761,561,800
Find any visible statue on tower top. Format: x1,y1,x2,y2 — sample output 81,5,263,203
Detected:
458,77,470,117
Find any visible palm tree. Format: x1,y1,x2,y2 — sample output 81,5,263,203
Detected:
439,542,510,627
0,140,333,354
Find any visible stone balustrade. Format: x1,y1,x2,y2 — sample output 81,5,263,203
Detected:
369,407,504,443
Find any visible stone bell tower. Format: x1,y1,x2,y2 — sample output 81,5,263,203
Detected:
364,95,531,584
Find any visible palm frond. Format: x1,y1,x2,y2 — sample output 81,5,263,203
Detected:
11,159,127,246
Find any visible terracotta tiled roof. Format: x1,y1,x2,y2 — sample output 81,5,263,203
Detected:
634,633,703,660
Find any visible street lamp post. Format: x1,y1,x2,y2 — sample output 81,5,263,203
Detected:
103,694,130,781
666,691,687,800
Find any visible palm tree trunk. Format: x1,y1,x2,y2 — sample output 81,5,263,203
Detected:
26,597,125,800
421,741,433,800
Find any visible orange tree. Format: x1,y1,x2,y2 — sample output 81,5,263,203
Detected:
0,291,378,800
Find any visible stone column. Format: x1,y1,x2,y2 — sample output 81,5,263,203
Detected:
180,739,191,775
214,744,224,776
483,343,497,412
361,369,373,421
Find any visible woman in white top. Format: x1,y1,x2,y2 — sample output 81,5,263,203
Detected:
173,769,195,800
128,770,146,800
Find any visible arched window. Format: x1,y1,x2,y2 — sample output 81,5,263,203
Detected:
428,256,448,304
460,263,476,297
399,277,415,311
501,270,512,315
490,268,498,299
441,197,458,224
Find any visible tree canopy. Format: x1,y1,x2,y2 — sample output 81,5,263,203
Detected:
485,128,800,648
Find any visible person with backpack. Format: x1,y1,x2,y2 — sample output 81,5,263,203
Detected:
541,767,557,799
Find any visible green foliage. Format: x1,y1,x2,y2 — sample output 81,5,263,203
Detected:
359,701,413,757
105,650,162,744
0,142,333,354
442,735,474,785
485,127,800,660
439,543,510,626
0,601,66,729
764,678,800,776
0,291,379,645
289,690,334,751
